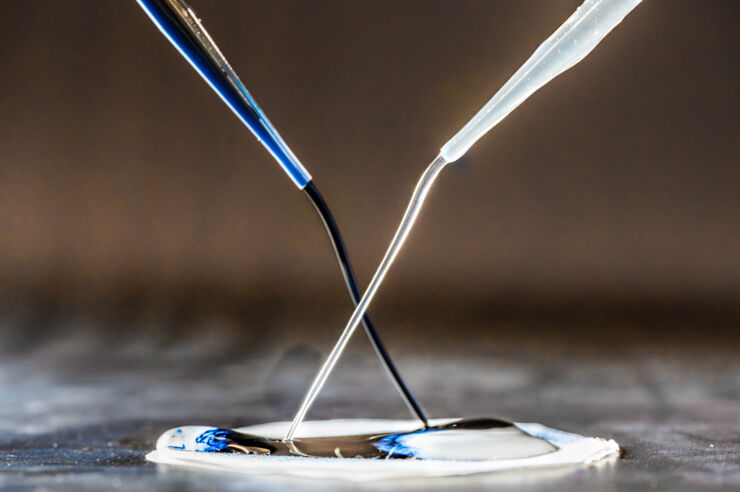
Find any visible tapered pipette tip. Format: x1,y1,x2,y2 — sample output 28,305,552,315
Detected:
284,0,645,443
283,155,448,442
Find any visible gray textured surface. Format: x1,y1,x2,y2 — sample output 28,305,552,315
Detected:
1,323,738,491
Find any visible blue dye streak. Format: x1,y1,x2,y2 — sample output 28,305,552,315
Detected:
194,428,232,453
374,429,441,459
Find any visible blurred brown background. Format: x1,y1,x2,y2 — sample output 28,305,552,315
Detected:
0,0,738,348
1,3,739,489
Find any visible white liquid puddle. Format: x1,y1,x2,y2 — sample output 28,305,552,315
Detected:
146,418,619,480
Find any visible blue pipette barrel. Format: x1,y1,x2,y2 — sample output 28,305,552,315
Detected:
136,0,311,188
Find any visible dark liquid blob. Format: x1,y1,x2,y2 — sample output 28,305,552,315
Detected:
192,418,556,461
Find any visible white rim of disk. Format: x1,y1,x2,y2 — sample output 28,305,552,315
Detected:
146,418,619,481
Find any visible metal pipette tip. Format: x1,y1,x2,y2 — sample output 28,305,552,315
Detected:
283,155,448,442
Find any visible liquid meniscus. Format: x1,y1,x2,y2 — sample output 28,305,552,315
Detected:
159,418,557,461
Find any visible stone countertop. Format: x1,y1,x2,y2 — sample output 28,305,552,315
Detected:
1,322,738,491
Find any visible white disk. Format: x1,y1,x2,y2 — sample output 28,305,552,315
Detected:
146,418,619,481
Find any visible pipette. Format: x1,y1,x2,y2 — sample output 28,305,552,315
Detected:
285,0,644,441
135,0,427,425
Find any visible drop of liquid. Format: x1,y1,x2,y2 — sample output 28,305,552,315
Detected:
159,418,557,461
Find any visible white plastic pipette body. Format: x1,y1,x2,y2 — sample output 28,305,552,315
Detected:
441,0,643,162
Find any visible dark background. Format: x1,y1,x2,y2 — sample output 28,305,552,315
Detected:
1,0,737,328
0,1,738,490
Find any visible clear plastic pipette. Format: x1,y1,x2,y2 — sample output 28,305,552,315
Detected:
285,0,644,441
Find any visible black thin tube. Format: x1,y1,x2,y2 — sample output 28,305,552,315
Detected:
303,181,427,426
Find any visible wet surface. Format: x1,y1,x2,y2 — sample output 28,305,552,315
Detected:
1,320,738,491
151,417,556,461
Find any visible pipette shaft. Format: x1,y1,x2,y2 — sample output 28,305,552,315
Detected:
285,0,643,441
136,0,427,426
